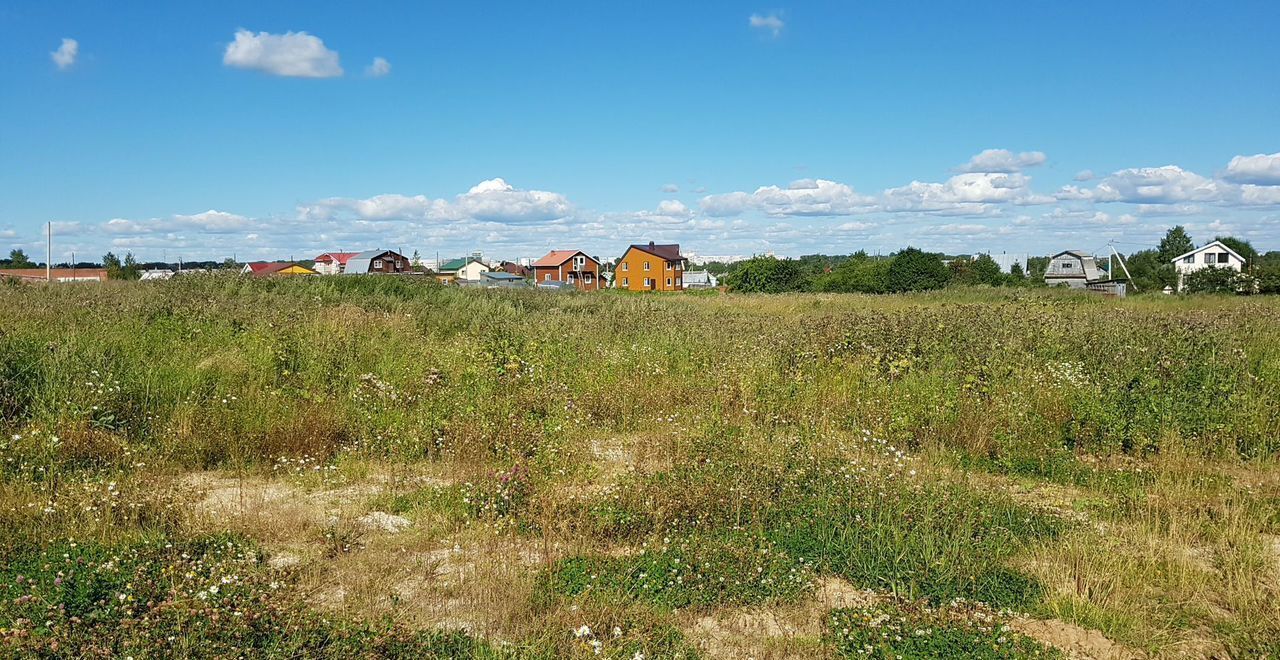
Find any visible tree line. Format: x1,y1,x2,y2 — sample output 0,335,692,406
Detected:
719,226,1280,295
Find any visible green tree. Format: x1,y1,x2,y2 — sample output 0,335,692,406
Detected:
1158,226,1195,262
1183,266,1250,295
970,254,1004,286
1121,249,1176,292
724,256,808,293
6,249,35,268
103,251,141,280
813,252,891,293
885,248,949,293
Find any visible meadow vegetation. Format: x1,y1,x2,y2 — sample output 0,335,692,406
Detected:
1,276,1278,657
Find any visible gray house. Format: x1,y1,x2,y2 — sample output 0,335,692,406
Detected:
342,250,410,275
1044,250,1102,289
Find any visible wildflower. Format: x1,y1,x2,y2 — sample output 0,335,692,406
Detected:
574,624,592,638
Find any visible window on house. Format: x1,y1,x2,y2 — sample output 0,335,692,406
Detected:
621,262,628,271
622,278,629,287
666,262,672,270
1219,252,1230,263
573,255,586,269
643,261,651,271
567,273,576,283
643,278,651,287
584,273,593,283
544,273,551,281
373,260,383,269
676,262,682,271
1183,255,1194,264
666,277,672,287
1061,262,1073,269
675,278,681,287
1205,253,1216,264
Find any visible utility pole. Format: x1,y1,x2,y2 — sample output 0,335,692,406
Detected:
46,222,52,282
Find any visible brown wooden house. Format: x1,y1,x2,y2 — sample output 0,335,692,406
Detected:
531,250,602,291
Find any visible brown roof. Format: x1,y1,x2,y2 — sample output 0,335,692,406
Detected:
500,261,530,276
533,250,597,267
628,242,684,261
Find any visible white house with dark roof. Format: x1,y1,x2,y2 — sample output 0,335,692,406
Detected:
1171,240,1246,291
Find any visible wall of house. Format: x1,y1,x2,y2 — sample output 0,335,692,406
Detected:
458,261,490,280
616,249,683,291
1174,248,1243,276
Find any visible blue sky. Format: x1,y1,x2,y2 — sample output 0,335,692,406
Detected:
2,1,1278,263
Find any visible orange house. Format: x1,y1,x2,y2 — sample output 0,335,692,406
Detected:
532,250,602,291
616,242,686,291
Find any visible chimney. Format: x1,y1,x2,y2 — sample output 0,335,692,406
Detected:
648,241,655,248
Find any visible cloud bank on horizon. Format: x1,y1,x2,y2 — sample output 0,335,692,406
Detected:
12,149,1280,264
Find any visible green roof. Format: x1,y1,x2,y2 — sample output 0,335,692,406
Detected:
439,258,470,272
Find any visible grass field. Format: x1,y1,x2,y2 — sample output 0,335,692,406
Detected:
1,276,1278,658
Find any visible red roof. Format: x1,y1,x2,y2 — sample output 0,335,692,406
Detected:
533,250,596,267
314,252,359,264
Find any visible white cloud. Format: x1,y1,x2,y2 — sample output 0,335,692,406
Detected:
51,38,78,71
655,200,692,217
366,57,391,78
955,149,1047,173
223,29,343,78
1091,165,1227,204
457,178,573,223
1224,152,1280,185
837,221,874,231
700,179,875,217
749,13,785,37
883,173,1046,212
661,183,680,193
1073,169,1095,182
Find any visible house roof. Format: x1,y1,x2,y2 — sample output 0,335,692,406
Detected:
627,242,684,261
314,252,359,264
438,257,484,272
342,250,404,275
499,261,530,275
482,271,527,281
1171,240,1245,264
1050,249,1092,259
247,262,315,277
533,250,597,268
683,270,716,285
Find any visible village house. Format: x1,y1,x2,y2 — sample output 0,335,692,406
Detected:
616,242,686,291
1171,240,1247,291
498,261,531,278
531,250,602,291
341,250,411,275
242,262,318,277
312,252,359,275
457,271,529,289
435,257,489,285
1043,250,1103,289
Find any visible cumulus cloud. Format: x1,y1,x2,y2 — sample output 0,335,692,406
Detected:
660,183,680,193
1090,166,1227,204
749,13,785,37
955,149,1047,173
223,29,343,78
366,57,391,77
883,173,1048,213
655,200,692,217
1073,169,1095,182
51,38,78,70
1223,152,1280,185
700,179,875,217
300,179,573,225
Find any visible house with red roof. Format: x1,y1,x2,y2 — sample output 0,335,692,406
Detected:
313,252,359,275
532,250,602,291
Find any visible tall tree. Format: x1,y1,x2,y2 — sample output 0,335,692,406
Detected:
724,256,808,293
885,248,949,292
1158,226,1195,262
6,249,35,268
